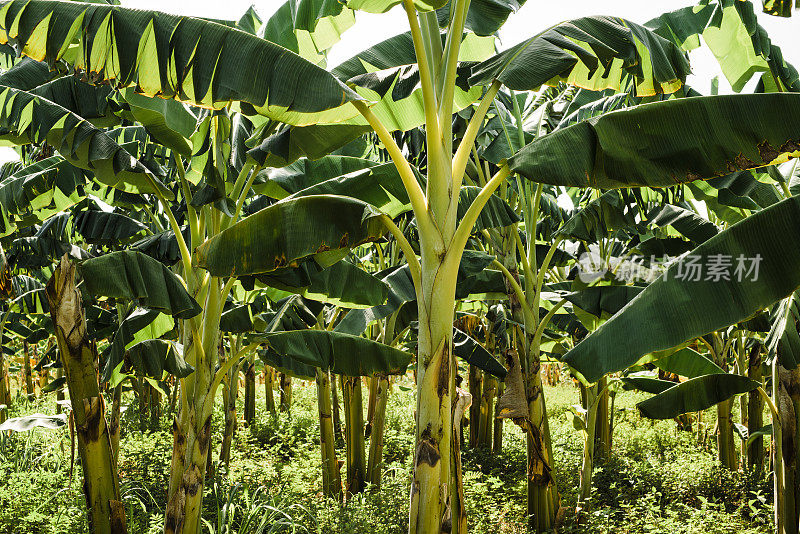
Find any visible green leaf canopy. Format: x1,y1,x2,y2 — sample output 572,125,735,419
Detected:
510,94,800,189
256,329,412,377
470,16,690,96
562,194,800,383
636,374,759,419
80,250,202,319
0,0,361,125
196,195,386,277
0,84,169,196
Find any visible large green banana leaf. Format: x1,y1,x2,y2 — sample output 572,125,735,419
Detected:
219,304,253,333
0,84,169,197
0,156,83,215
453,328,507,379
283,163,413,218
557,190,639,242
470,17,689,96
562,194,800,383
0,0,361,125
259,346,316,380
131,228,185,266
766,290,800,368
11,275,48,314
246,123,372,168
636,374,759,419
647,0,799,92
262,156,382,198
510,94,800,189
120,89,197,156
73,209,148,245
652,347,725,378
102,307,174,382
261,0,355,62
121,339,193,382
80,250,202,319
254,329,411,377
196,195,385,277
0,56,54,89
620,375,677,394
564,285,644,319
647,205,718,244
255,259,389,309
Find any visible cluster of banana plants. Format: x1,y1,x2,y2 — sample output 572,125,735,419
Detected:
0,0,796,532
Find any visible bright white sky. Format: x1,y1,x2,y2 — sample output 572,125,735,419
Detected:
118,0,799,95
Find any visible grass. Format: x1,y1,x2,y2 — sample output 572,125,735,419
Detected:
0,375,773,533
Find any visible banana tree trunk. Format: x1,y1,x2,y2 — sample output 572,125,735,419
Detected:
0,345,9,423
279,372,292,414
366,375,378,439
468,365,481,448
450,389,472,534
493,381,504,454
23,341,34,401
243,355,256,425
316,367,342,498
45,256,126,534
150,383,161,431
577,383,598,521
220,343,239,470
778,364,800,534
594,376,610,461
409,251,458,534
478,374,497,448
55,365,64,415
343,376,366,495
331,372,344,447
164,275,221,534
367,376,389,488
264,366,276,415
717,398,737,470
505,264,559,532
747,349,764,472
109,385,122,461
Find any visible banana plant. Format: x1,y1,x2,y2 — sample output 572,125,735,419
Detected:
0,2,795,534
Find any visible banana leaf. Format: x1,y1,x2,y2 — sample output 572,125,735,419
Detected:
563,194,800,382
636,374,759,419
196,195,386,277
470,16,689,96
254,329,411,377
510,94,800,189
0,0,362,125
80,250,201,319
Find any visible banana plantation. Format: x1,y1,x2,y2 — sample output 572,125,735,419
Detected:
0,0,797,532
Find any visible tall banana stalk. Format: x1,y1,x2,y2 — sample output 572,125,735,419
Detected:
317,367,343,498
347,1,511,527
156,141,261,534
45,256,126,534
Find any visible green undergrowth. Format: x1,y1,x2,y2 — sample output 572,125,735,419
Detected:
0,378,772,533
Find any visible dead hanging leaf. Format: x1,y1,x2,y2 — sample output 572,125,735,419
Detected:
496,349,553,485
454,314,482,337
496,349,528,420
